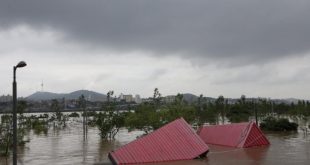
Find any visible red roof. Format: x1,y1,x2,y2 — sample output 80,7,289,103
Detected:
109,118,209,164
197,122,269,148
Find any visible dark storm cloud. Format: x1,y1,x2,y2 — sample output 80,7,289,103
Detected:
1,0,310,63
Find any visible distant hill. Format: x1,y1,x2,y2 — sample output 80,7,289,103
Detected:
25,90,306,104
26,90,106,102
65,90,107,101
26,92,65,101
182,93,198,103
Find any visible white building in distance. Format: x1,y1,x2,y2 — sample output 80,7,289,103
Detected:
123,94,134,102
0,95,13,102
135,94,142,104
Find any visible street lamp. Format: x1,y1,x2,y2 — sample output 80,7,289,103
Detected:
13,61,27,165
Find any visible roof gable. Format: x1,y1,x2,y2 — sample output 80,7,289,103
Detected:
109,118,209,164
198,122,269,148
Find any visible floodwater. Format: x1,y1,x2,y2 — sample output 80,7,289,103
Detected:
1,117,310,165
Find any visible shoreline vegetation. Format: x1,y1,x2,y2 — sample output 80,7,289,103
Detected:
260,116,298,132
1,88,310,157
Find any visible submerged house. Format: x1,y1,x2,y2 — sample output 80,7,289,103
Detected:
197,122,270,148
109,118,209,164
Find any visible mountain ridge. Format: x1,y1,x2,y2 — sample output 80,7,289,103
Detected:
26,90,107,101
25,90,305,104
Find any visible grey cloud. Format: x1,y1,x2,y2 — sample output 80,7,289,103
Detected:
147,69,167,81
210,66,269,85
95,73,112,82
211,61,310,86
1,0,310,64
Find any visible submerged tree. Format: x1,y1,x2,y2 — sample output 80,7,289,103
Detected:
215,95,225,124
161,93,196,124
125,103,161,134
197,100,218,125
16,100,29,145
50,99,66,128
0,115,12,156
153,88,162,108
260,116,298,131
226,95,251,123
96,91,125,139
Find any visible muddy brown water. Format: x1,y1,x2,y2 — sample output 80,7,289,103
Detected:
1,118,310,165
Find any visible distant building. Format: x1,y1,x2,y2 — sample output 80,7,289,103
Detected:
119,93,124,101
142,98,153,103
0,95,13,102
123,94,134,102
163,95,176,103
134,94,142,104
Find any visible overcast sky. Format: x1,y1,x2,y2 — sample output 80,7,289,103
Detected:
1,0,310,99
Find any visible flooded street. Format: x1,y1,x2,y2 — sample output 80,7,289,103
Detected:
1,118,310,165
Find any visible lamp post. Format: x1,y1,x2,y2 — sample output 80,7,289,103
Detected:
13,61,27,165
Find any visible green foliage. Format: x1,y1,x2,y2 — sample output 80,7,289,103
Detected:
153,88,162,108
125,103,162,133
196,102,218,125
196,95,232,125
17,100,27,114
260,116,298,131
215,95,226,124
161,94,196,124
226,104,251,122
125,93,198,134
269,100,310,117
1,115,11,124
226,96,253,123
17,115,50,136
122,92,302,133
96,111,125,139
95,91,125,139
51,99,62,121
31,118,48,135
17,101,29,145
50,99,67,128
0,112,32,156
0,116,12,156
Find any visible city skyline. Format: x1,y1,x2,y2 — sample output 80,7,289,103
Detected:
1,1,310,99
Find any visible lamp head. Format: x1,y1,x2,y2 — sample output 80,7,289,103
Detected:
16,61,27,68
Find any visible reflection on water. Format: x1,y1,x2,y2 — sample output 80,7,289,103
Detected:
1,117,310,165
265,132,310,165
205,145,269,165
